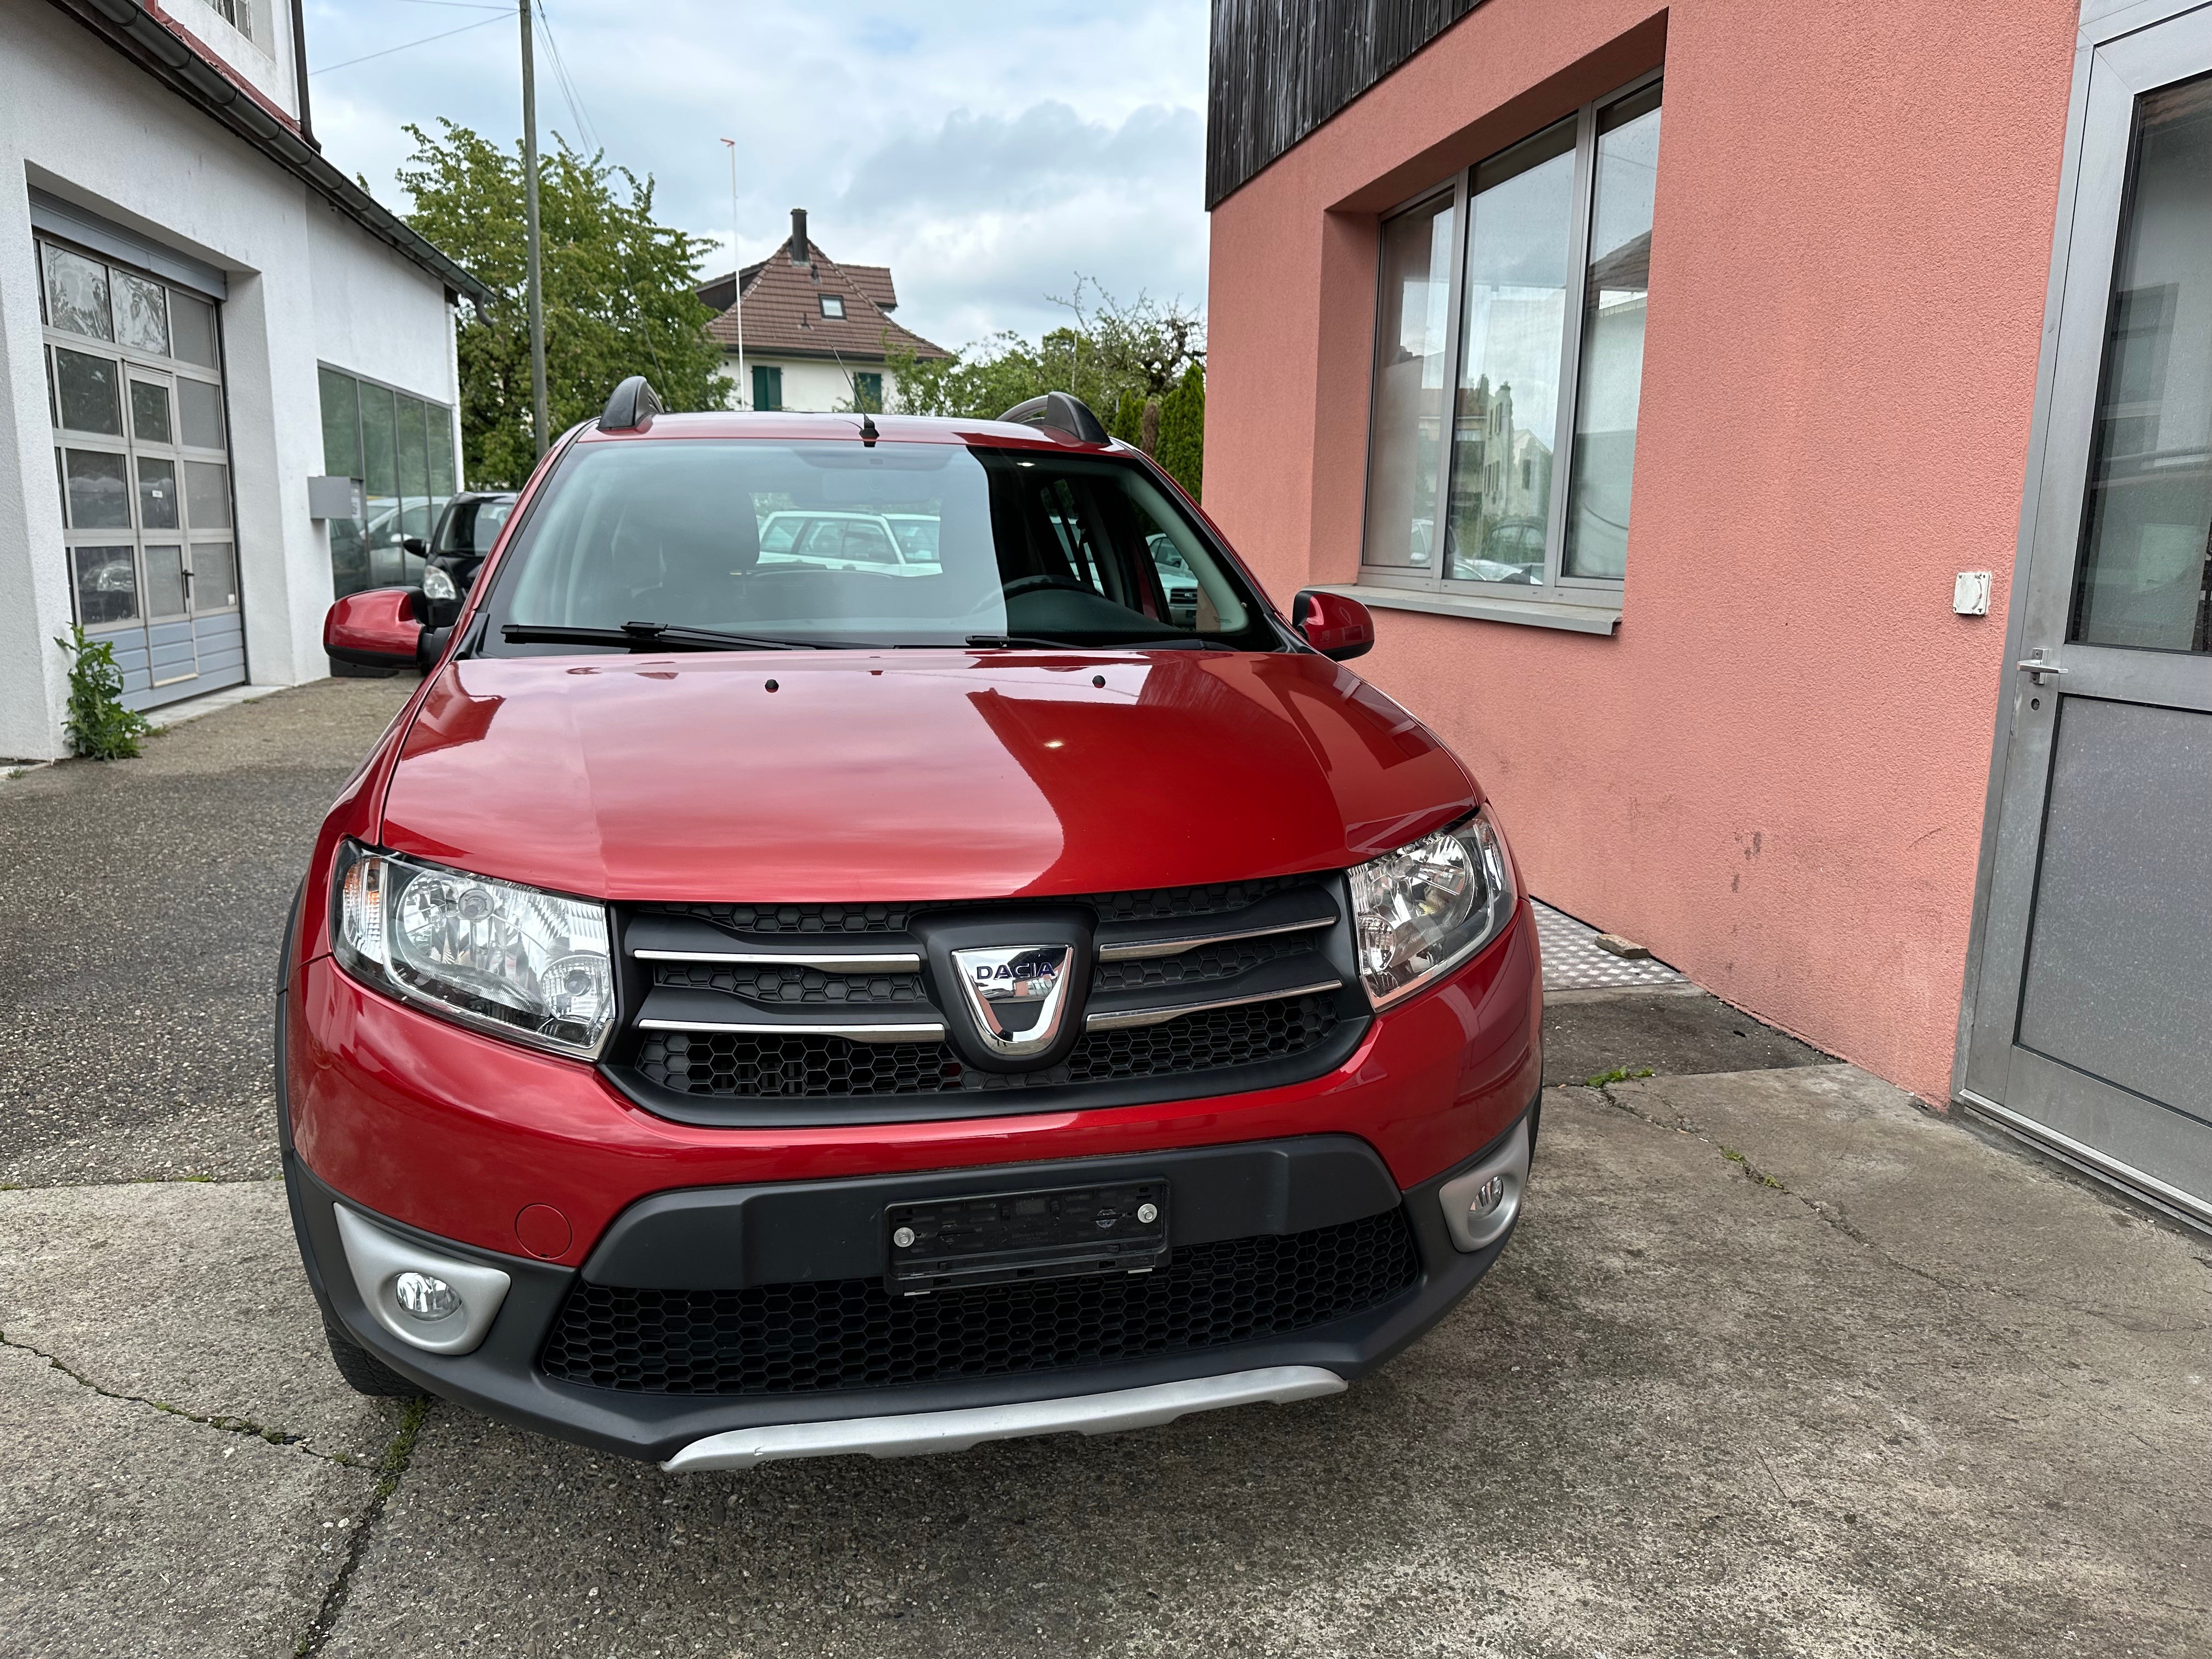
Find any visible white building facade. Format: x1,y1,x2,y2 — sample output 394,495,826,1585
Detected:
1,0,486,758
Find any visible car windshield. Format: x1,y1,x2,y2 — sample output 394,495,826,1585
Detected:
478,439,1276,652
434,498,515,557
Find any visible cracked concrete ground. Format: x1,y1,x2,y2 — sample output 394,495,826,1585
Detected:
2,678,2208,1656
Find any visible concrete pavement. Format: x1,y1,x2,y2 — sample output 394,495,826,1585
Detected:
1,679,2207,1657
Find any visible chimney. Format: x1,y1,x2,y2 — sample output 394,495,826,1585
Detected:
789,208,809,266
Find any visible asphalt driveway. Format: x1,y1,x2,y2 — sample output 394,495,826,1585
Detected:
2,680,2207,1657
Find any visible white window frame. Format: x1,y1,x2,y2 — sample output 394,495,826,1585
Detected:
1348,67,1661,635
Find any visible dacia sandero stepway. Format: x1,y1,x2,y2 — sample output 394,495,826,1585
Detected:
284,380,1542,1472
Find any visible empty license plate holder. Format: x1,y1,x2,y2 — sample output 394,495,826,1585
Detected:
884,1180,1169,1295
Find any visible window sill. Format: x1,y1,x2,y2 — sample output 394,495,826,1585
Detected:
1314,584,1621,636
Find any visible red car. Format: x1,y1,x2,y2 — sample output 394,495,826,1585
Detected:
284,381,1541,1472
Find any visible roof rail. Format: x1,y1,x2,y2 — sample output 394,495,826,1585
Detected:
600,375,664,432
997,391,1110,445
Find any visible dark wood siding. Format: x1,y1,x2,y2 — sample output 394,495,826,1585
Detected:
1207,0,1487,206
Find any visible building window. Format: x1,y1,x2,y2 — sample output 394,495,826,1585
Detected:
820,295,845,319
317,366,457,598
752,363,783,411
1362,74,1660,605
851,371,883,412
39,234,238,675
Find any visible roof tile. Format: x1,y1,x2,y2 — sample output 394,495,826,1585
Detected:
698,238,948,364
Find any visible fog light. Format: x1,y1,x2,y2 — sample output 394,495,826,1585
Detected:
393,1271,461,1322
1436,1116,1532,1252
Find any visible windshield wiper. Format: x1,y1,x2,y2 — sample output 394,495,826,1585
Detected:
964,634,1234,652
503,622,858,652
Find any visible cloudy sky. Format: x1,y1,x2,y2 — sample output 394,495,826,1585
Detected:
302,0,1211,353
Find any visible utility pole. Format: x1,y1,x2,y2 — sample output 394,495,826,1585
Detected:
721,138,744,409
520,0,548,456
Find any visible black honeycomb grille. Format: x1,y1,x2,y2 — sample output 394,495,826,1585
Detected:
651,962,928,1006
539,1209,1420,1395
635,994,1339,1098
1077,878,1303,922
1091,933,1308,993
648,902,913,934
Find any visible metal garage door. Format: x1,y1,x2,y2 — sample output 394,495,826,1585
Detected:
41,233,244,712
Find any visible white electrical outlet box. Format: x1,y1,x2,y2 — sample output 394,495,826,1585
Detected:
1953,571,1992,616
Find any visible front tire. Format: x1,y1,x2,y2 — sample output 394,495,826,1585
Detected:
323,1315,419,1397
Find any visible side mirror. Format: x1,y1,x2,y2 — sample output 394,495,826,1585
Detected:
325,588,426,669
1291,589,1375,662
402,535,428,557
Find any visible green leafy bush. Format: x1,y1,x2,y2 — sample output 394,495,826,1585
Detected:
54,624,151,760
1154,361,1205,500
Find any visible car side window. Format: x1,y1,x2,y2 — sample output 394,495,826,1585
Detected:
841,520,895,564
758,516,801,555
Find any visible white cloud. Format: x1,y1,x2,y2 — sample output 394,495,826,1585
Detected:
302,0,1208,349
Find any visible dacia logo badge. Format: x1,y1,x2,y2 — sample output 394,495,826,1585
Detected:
950,944,1074,1059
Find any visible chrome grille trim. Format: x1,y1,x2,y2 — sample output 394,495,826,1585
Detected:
1083,979,1347,1032
1094,915,1336,963
634,949,923,972
637,1018,946,1043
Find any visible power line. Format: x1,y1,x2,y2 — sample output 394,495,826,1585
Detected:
533,1,599,154
309,12,505,75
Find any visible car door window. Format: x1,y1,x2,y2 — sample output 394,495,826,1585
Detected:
840,520,896,566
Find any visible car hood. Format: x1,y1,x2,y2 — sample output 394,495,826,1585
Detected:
377,649,1477,901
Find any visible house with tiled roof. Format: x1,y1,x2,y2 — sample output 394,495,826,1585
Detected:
697,210,950,413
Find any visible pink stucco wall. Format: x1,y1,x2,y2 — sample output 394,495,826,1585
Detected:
1205,0,2080,1102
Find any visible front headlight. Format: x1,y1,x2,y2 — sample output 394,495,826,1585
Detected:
332,842,616,1058
1348,804,1517,1008
421,565,459,601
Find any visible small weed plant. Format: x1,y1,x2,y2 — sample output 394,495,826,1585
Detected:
55,624,151,759
1582,1065,1656,1088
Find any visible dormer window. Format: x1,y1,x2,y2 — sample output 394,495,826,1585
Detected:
819,296,845,319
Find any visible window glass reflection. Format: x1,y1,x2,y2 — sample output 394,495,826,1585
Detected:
184,460,233,529
43,246,112,341
1362,195,1455,567
2072,73,2212,652
72,545,138,625
1563,84,1661,580
178,379,224,449
131,380,172,444
138,456,179,529
65,449,131,528
113,272,170,356
55,348,122,435
1447,120,1575,584
193,543,239,612
145,543,188,618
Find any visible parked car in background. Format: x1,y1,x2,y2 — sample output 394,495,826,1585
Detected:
299,382,1540,1475
884,513,942,567
1149,534,1203,629
757,509,934,576
416,492,519,625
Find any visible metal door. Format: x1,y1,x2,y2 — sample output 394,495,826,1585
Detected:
1961,8,2212,1229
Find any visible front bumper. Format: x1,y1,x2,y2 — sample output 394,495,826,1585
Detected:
283,1110,1537,1465
279,896,1542,1463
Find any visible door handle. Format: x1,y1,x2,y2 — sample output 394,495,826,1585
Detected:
2016,651,2066,684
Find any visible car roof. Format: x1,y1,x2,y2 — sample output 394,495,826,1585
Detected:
574,410,1123,455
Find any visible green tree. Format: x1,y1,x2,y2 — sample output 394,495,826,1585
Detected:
1108,389,1143,445
1154,360,1205,499
886,279,1205,454
398,120,726,487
